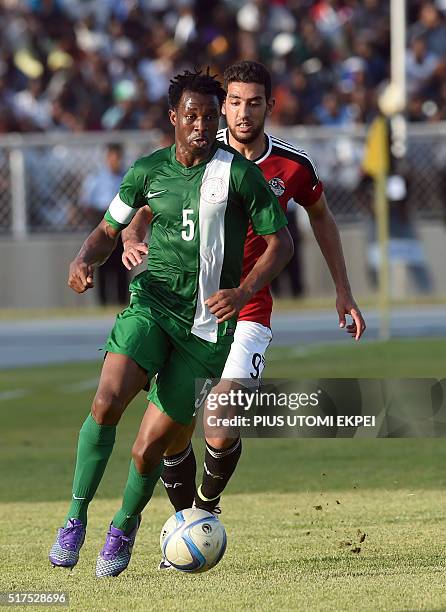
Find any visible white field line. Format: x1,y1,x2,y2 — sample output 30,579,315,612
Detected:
267,338,384,361
0,389,29,401
268,346,313,360
59,378,99,394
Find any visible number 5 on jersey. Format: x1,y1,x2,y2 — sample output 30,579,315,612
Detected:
181,209,194,241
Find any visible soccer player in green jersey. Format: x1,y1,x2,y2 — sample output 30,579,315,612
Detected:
49,69,293,577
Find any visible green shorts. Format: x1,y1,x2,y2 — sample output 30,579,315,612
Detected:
104,300,233,425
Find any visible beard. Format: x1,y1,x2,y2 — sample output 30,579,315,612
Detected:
227,121,264,144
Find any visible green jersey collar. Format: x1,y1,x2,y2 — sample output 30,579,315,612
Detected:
170,142,219,173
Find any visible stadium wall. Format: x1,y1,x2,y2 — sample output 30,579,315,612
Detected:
1,222,445,309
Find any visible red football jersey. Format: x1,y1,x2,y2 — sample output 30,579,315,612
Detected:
217,128,324,327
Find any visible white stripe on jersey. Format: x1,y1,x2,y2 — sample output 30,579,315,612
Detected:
191,147,234,343
107,193,138,225
270,137,319,178
270,139,314,161
270,134,311,154
216,128,227,143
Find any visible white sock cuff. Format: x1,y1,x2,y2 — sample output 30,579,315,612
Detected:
205,438,241,459
163,443,193,467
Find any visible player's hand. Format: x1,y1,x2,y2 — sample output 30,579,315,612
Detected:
122,241,148,270
205,288,250,324
336,291,366,341
68,258,95,293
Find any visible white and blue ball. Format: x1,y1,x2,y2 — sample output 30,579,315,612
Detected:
160,508,227,573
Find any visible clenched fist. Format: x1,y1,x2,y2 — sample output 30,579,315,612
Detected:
68,258,95,293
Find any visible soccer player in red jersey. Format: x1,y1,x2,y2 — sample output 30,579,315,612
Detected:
122,62,365,565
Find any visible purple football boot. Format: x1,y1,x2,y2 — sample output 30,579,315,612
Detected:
95,516,141,578
49,518,86,568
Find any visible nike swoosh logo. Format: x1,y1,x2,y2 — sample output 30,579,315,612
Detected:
72,495,86,500
146,190,167,199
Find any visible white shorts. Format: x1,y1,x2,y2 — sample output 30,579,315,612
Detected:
221,320,272,386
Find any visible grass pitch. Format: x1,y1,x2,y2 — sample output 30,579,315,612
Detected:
1,338,445,611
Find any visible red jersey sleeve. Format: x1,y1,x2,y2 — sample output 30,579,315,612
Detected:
291,164,323,208
268,137,324,209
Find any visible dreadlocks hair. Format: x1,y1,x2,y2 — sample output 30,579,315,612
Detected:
223,61,272,100
167,68,226,110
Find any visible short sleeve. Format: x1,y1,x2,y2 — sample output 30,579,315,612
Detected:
292,164,323,208
239,163,288,235
119,164,147,208
104,164,146,230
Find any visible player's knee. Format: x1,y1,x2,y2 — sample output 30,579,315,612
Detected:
91,391,126,425
164,422,194,457
205,435,239,450
132,438,164,473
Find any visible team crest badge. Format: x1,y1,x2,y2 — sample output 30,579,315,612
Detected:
269,177,286,196
201,178,226,204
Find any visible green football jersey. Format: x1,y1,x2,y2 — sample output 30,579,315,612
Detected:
104,141,287,343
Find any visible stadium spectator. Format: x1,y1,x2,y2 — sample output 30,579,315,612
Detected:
406,36,439,96
409,2,446,57
0,0,445,135
12,77,52,130
314,91,354,126
101,80,138,130
77,143,129,305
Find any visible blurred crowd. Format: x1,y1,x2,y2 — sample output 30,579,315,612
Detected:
1,0,446,136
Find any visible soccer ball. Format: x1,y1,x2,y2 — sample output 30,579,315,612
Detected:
160,508,227,573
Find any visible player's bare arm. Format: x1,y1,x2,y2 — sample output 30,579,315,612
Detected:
121,206,152,270
306,194,366,340
206,226,294,323
68,219,120,293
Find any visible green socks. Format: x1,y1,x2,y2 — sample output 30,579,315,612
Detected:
65,414,162,534
65,413,116,526
112,459,163,534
